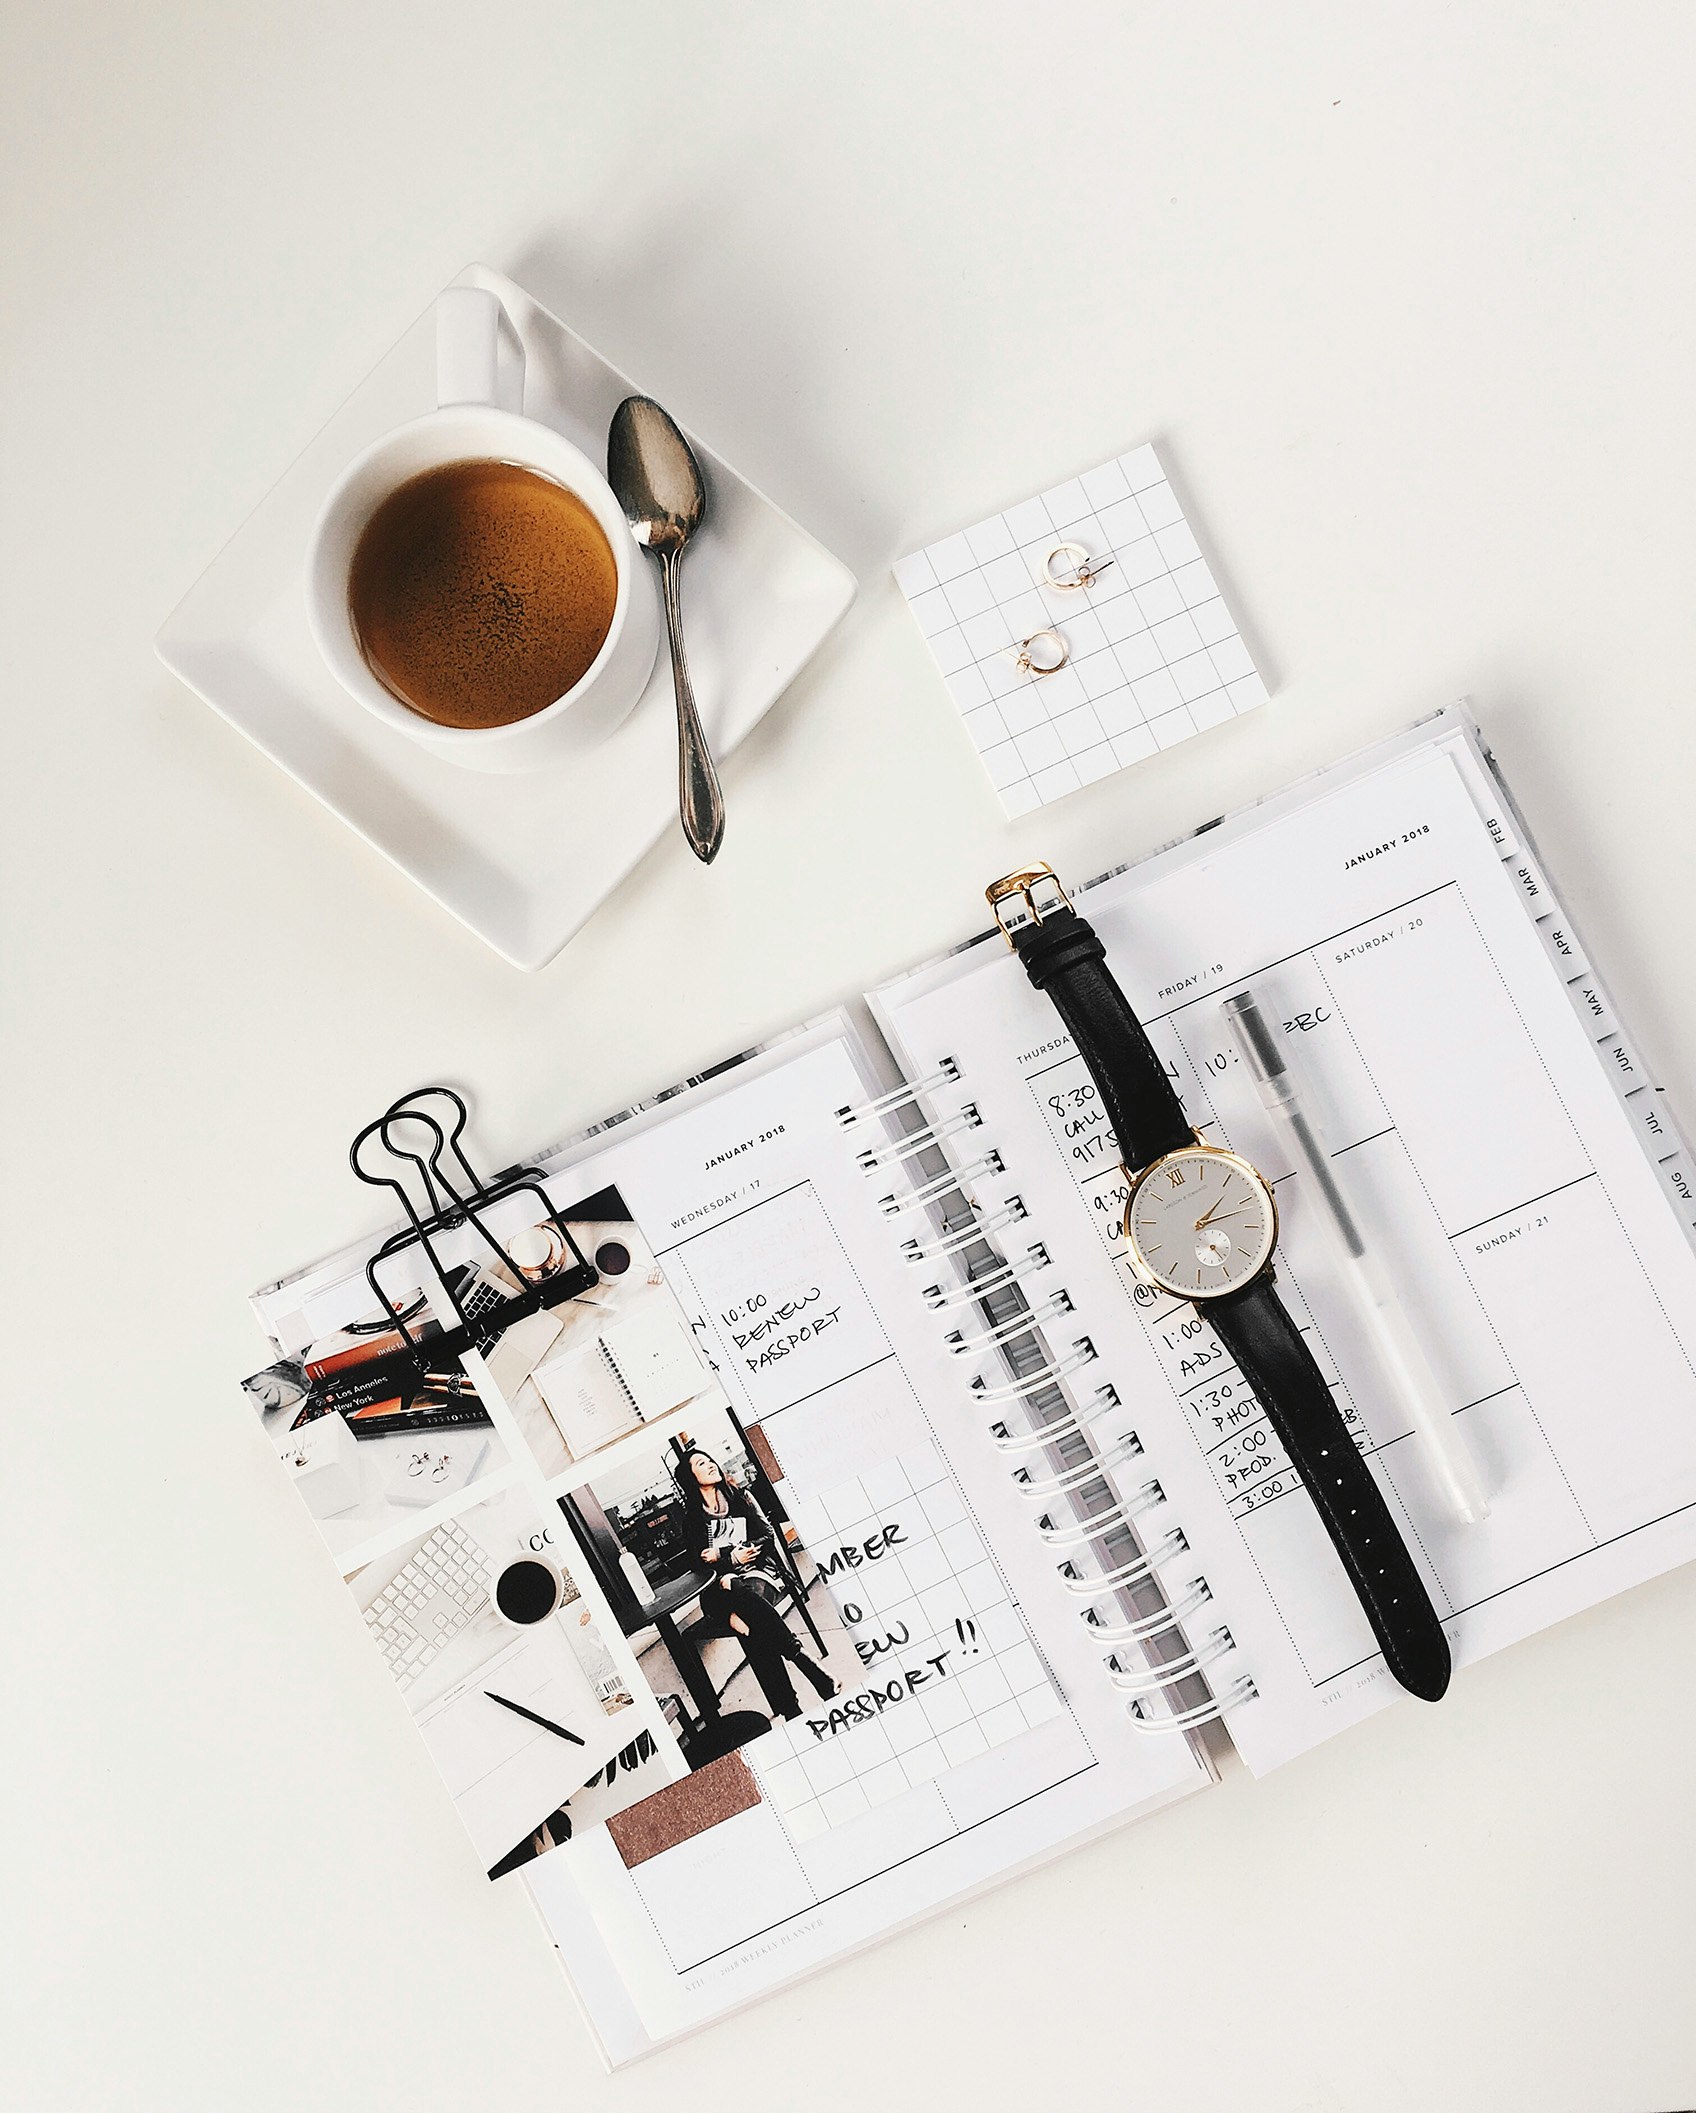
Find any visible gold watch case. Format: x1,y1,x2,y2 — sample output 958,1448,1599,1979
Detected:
1122,1138,1280,1301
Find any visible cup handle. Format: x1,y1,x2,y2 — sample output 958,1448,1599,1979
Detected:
436,285,525,411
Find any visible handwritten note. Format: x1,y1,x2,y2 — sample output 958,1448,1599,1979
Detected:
747,1447,1062,1841
669,1182,890,1416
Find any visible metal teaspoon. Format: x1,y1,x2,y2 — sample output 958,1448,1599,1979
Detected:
607,395,725,864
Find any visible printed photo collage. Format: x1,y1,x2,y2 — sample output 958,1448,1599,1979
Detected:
245,1179,870,1880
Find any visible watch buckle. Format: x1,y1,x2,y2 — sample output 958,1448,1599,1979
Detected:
986,863,1073,948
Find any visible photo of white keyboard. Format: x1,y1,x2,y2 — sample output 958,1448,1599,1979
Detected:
363,1517,489,1690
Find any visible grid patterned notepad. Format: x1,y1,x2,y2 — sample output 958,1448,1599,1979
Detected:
746,1446,1062,1844
895,444,1268,815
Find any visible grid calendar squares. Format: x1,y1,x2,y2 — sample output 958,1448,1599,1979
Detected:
895,443,1268,815
747,1446,1062,1844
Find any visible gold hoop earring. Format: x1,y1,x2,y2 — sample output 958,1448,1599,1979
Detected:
1041,542,1115,592
1003,628,1070,677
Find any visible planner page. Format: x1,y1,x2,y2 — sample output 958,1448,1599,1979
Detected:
871,715,1696,1773
265,1019,1205,2063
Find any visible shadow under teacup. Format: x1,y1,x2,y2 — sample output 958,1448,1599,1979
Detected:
306,286,659,774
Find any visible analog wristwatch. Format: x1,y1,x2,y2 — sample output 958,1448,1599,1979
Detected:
987,864,1450,1703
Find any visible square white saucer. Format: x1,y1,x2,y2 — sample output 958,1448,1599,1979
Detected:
156,263,857,969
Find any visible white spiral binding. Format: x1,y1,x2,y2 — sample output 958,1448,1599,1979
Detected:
947,1288,1072,1356
1035,1491,1136,1544
855,1107,982,1170
971,1340,1098,1406
1012,1440,1144,1504
879,1152,1002,1216
1103,1628,1234,1693
1050,1476,1165,1534
922,1248,1050,1309
990,1384,1120,1455
837,1062,1255,1736
1126,1676,1256,1733
836,1059,960,1126
1057,1529,1185,1596
1084,1576,1212,1644
901,1201,1027,1263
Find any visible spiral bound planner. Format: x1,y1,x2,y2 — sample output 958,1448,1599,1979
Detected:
246,707,1696,2063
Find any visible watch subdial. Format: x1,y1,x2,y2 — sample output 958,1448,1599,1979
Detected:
1195,1228,1233,1270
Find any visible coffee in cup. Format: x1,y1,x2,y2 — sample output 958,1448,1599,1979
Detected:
347,459,619,731
491,1554,564,1626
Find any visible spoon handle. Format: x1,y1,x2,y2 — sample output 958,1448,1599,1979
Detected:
658,550,725,864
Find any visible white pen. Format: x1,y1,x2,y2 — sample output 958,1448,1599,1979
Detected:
1223,989,1491,1526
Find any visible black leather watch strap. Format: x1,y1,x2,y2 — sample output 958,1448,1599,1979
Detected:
1009,906,1192,1174
999,882,1452,1704
1209,1277,1451,1701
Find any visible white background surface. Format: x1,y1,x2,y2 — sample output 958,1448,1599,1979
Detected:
5,6,1695,2109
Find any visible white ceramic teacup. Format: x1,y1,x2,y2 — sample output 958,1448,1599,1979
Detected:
306,287,659,774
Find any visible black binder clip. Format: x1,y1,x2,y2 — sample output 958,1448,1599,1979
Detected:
338,1085,598,1398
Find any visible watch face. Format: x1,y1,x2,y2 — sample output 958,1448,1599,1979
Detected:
1124,1145,1277,1299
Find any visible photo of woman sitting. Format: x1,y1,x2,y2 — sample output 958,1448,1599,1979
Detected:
676,1446,838,1721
